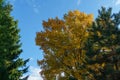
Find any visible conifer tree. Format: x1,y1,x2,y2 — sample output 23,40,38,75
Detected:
0,0,29,80
85,7,120,80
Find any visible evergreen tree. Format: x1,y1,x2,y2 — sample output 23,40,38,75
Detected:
0,0,29,80
85,7,120,80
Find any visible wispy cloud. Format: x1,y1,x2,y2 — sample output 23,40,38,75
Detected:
32,4,40,14
28,66,43,80
26,0,40,14
8,0,40,14
115,0,120,5
22,0,40,14
77,0,81,6
102,0,120,8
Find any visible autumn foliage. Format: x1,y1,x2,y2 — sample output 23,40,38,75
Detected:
36,10,93,80
36,7,120,80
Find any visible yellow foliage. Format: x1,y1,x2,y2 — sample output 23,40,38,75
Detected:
97,31,101,37
36,10,93,80
102,63,105,67
111,34,116,39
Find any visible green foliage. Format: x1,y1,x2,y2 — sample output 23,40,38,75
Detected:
0,0,29,80
85,7,120,80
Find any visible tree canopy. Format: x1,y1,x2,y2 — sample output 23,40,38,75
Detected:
36,7,120,80
36,10,93,80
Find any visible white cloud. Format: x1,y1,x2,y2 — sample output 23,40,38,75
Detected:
28,66,43,80
115,0,120,5
77,0,81,6
33,4,40,14
25,0,40,14
8,0,40,14
103,0,120,8
30,57,34,61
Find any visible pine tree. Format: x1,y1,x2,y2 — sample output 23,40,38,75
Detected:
85,7,120,80
0,0,29,80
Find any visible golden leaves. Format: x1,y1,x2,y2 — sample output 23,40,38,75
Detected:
97,31,101,37
65,10,93,28
36,10,93,79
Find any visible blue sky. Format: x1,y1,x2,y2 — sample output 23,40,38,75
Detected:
7,0,120,80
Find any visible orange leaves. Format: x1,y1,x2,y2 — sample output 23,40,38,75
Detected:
36,10,93,79
42,18,65,32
